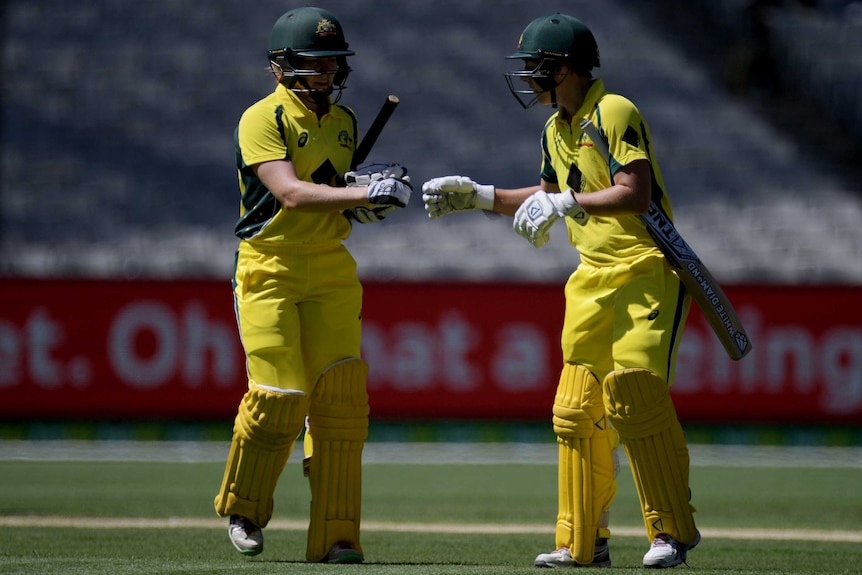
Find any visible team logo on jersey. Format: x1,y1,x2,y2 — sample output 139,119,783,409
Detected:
317,18,338,37
338,130,352,150
298,132,309,148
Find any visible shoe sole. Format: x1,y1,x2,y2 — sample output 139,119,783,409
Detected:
644,559,682,569
235,547,263,557
328,555,363,564
534,559,612,568
229,538,263,557
324,550,364,564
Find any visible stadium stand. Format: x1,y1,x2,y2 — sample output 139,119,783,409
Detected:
2,0,860,282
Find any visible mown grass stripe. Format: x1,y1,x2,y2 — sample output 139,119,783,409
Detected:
3,516,861,543
2,441,861,467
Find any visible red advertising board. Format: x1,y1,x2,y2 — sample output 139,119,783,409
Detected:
0,279,859,424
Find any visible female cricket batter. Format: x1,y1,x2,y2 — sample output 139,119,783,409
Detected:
422,13,700,570
213,6,411,564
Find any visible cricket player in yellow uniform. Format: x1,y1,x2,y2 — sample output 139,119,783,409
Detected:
213,6,412,564
422,13,699,569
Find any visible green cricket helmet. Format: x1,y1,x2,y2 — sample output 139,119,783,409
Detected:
504,13,600,109
268,7,354,100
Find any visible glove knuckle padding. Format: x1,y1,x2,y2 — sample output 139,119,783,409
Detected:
602,368,698,544
369,178,410,207
214,386,309,528
552,364,617,564
345,162,406,187
305,358,369,562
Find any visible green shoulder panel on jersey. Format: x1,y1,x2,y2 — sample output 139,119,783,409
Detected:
540,114,559,185
274,104,290,149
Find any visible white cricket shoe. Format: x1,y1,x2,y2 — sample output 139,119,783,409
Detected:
228,514,263,556
534,539,611,568
643,531,700,568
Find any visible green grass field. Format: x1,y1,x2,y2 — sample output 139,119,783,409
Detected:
1,442,861,574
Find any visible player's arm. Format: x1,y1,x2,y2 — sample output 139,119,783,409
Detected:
255,159,410,212
489,184,543,216
573,159,652,216
510,161,651,248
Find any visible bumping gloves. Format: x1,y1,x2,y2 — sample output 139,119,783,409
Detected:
339,163,412,224
338,164,590,247
421,175,589,248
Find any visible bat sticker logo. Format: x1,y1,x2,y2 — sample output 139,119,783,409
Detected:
734,332,750,354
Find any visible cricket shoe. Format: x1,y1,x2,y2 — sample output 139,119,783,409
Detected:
228,514,263,556
321,542,363,564
534,539,611,568
643,530,701,568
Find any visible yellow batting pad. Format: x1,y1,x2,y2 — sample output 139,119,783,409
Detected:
305,358,369,562
214,385,308,528
552,364,617,565
602,368,698,544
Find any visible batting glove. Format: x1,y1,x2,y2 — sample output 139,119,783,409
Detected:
343,205,398,224
513,190,589,248
421,175,495,219
337,162,409,187
368,176,412,208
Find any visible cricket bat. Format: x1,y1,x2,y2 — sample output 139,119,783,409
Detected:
352,95,400,169
641,203,752,360
579,118,752,360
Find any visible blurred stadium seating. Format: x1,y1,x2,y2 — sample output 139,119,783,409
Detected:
2,0,861,283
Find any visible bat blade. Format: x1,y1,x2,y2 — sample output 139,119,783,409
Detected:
642,204,752,360
352,95,399,169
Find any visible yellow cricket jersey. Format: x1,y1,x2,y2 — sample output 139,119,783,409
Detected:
233,84,358,245
540,78,673,267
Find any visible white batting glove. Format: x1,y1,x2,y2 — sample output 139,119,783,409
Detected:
343,205,398,224
368,177,412,208
513,190,589,248
421,175,495,219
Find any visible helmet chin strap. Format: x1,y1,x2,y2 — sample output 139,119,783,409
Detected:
282,75,333,112
308,89,332,111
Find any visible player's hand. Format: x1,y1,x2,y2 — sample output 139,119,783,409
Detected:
513,190,588,248
367,176,412,208
337,162,409,187
343,205,398,224
421,176,495,219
